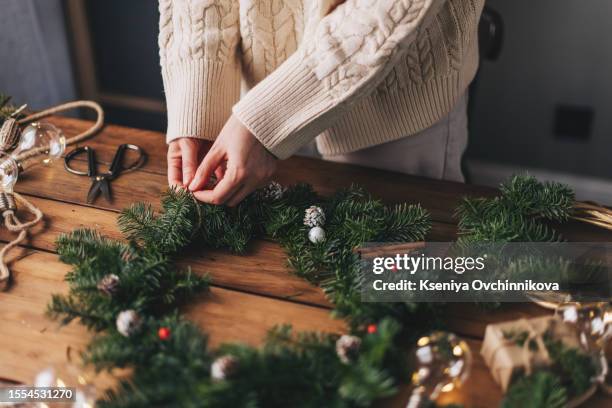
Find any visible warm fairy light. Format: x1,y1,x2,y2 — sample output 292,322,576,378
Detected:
409,331,473,405
417,336,430,346
34,364,97,407
448,359,465,377
441,383,455,393
0,122,65,193
557,302,610,352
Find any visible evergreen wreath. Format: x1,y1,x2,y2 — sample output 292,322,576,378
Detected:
49,184,435,407
47,176,599,407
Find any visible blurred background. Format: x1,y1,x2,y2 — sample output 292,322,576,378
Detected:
1,0,611,203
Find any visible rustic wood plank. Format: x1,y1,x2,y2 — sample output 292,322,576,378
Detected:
0,249,345,385
16,160,166,213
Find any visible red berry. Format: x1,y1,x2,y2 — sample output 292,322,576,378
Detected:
367,324,377,334
158,327,171,340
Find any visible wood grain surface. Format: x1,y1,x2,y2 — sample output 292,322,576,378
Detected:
0,116,609,407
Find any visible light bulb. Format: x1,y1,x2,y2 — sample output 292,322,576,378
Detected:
407,331,472,408
555,302,610,385
556,302,611,352
34,363,97,408
0,121,65,193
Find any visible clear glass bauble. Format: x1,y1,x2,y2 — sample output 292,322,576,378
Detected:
411,331,472,399
16,122,66,169
34,363,96,408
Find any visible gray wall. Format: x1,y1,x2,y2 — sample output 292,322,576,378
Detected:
468,0,612,180
0,0,76,108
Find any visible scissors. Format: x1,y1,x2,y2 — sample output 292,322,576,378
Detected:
64,144,146,204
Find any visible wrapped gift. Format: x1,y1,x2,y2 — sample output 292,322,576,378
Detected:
480,316,580,391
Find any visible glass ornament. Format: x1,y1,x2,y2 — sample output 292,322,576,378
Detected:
555,302,610,384
0,122,66,193
407,331,472,408
34,363,96,408
556,302,611,352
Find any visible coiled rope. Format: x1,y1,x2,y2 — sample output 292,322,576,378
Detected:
0,100,104,288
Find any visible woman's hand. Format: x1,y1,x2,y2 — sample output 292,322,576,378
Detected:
167,137,208,188
188,114,277,206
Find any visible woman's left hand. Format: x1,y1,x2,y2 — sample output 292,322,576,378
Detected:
188,114,278,206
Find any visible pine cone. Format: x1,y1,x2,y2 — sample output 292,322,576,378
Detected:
211,355,239,380
261,181,284,200
116,310,142,337
335,334,361,364
97,274,120,296
303,206,325,227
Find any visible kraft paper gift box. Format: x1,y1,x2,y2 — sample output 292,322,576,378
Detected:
480,316,580,391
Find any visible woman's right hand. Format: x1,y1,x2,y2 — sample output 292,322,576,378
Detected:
167,137,208,188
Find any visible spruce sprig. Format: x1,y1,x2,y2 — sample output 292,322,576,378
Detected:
456,174,575,243
502,371,567,408
48,229,209,331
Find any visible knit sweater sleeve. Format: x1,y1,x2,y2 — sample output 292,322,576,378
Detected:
159,0,241,143
233,0,445,159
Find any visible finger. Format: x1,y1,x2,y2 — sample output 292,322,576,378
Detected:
192,168,243,205
214,162,226,182
181,140,200,186
167,149,183,188
189,148,224,192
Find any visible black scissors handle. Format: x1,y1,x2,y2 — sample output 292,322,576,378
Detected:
108,144,147,179
108,144,127,177
65,144,146,204
87,147,97,177
65,144,146,178
64,146,97,177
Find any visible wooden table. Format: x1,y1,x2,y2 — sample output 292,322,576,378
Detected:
0,117,610,407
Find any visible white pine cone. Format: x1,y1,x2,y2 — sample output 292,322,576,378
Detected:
303,206,325,227
211,355,239,380
116,310,142,337
97,274,120,296
261,181,284,200
335,334,361,364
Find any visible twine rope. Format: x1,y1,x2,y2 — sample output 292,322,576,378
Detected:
572,201,612,231
0,100,103,288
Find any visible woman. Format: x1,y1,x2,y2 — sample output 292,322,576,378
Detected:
160,0,484,205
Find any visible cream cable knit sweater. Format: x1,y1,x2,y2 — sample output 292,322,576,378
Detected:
159,0,484,159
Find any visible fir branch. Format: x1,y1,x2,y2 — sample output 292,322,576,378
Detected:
502,371,567,408
455,175,574,243
545,337,597,396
